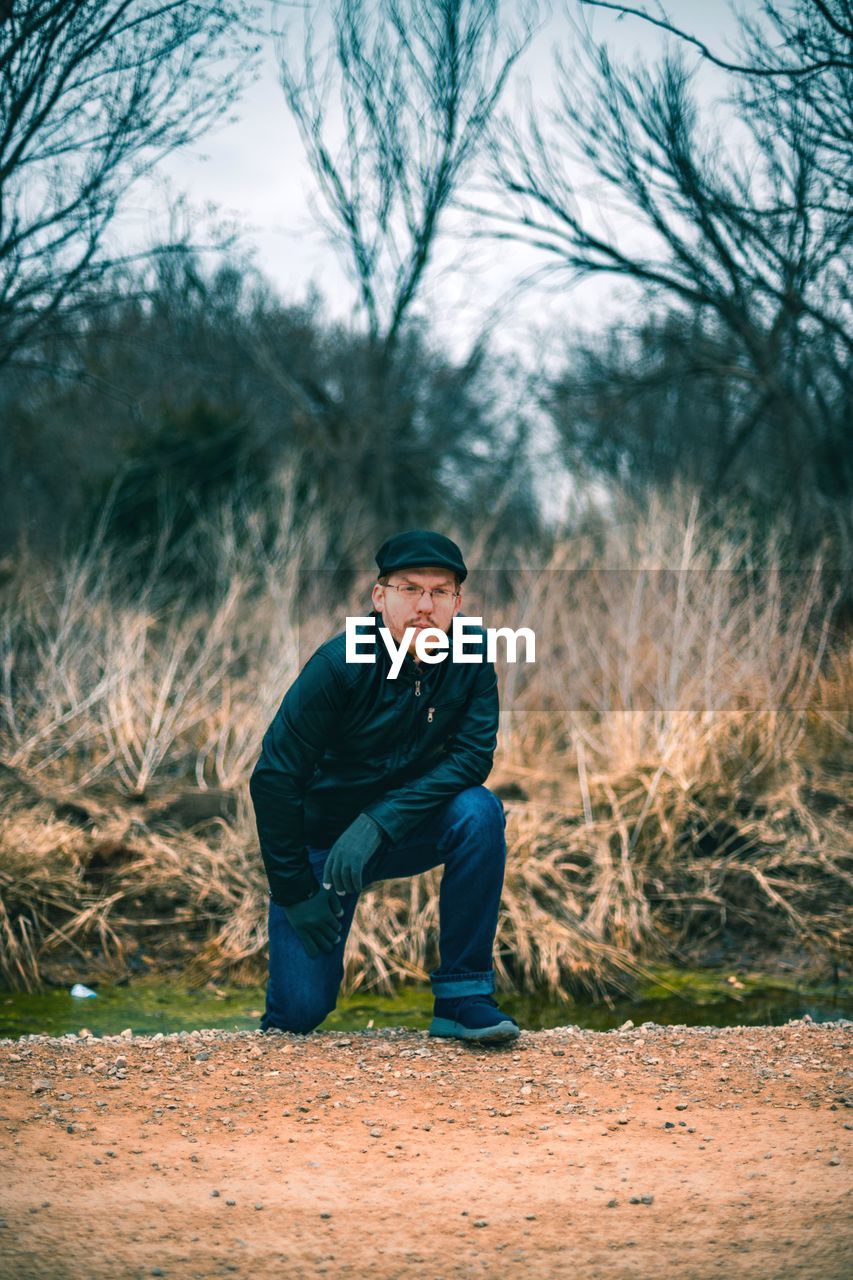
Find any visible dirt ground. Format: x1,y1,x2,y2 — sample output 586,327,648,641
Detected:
1,1018,851,1280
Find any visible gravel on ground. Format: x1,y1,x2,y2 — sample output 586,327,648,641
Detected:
1,1017,851,1279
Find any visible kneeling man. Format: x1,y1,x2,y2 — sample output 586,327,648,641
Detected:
249,529,519,1043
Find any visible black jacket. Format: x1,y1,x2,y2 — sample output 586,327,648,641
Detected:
249,610,499,906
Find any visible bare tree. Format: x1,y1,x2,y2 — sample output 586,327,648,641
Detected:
578,0,852,79
579,0,852,194
474,1,851,519
266,0,540,526
275,0,537,360
0,1,260,372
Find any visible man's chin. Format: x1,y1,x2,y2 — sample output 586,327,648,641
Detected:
406,626,440,651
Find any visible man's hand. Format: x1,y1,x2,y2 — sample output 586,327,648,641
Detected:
282,885,344,958
322,813,383,895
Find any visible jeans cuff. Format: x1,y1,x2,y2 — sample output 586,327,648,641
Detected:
429,970,495,998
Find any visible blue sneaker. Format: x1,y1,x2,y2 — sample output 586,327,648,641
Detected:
429,994,520,1043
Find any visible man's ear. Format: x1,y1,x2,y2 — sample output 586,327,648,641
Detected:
371,582,384,612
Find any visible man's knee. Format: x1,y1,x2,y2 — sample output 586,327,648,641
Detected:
449,785,506,834
455,783,502,824
261,997,335,1035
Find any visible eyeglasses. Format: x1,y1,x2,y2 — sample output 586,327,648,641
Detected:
384,583,459,604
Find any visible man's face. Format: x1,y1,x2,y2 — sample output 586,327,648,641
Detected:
371,566,463,657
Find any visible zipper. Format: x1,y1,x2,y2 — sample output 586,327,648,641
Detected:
427,706,435,723
414,679,421,697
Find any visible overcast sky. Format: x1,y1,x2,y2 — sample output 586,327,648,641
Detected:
121,0,744,367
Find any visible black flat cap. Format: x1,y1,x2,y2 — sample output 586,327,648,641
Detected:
375,529,468,583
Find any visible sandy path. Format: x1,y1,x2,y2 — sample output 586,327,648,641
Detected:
1,1019,851,1279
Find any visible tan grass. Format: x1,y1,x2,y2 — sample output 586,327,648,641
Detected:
0,486,850,995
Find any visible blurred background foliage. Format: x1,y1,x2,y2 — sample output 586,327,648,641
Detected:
1,1,850,578
0,0,850,994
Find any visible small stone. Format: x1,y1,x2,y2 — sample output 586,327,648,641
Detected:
828,1158,841,1166
473,1219,489,1228
210,1190,220,1198
31,1079,52,1094
618,1020,634,1031
675,1104,688,1111
254,1204,263,1211
369,1128,382,1138
640,1195,654,1205
607,1198,618,1208
226,1200,236,1206
320,1212,332,1219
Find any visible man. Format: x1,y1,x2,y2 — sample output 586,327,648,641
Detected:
249,529,519,1043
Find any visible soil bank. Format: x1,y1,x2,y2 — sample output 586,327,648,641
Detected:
1,1019,851,1279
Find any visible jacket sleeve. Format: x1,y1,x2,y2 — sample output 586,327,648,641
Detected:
249,650,348,907
361,659,499,845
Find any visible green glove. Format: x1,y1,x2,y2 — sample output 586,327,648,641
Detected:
322,814,383,895
282,885,344,959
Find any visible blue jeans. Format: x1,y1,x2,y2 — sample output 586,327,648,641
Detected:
261,785,507,1033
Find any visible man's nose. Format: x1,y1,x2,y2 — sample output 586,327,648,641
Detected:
415,592,433,613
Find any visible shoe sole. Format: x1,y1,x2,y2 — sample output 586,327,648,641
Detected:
428,1016,520,1043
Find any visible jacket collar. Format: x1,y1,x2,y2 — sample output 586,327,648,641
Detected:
370,608,435,687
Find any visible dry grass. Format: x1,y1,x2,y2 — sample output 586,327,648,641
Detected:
0,487,850,995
